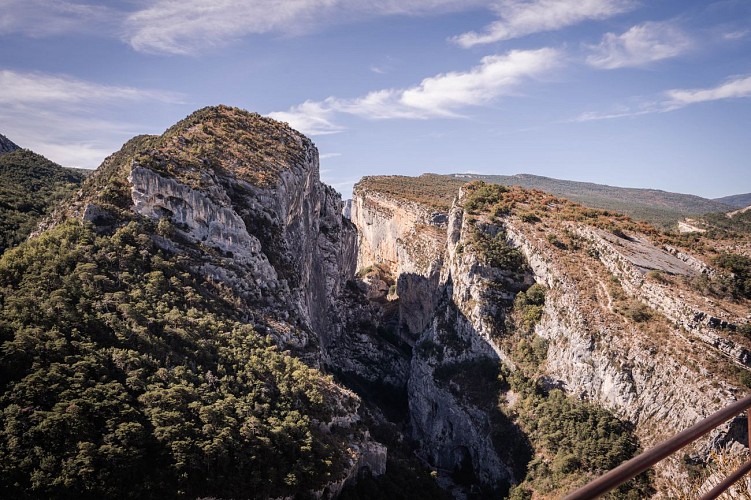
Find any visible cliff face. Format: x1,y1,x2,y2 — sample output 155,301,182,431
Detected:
350,178,750,494
350,185,447,341
503,221,741,439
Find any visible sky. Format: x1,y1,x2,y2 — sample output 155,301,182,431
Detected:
1,0,750,199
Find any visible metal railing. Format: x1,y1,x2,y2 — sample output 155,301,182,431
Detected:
564,393,751,499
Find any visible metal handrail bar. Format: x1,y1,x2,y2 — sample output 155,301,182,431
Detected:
564,393,751,499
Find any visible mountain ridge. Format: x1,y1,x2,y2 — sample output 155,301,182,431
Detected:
451,172,734,228
715,193,751,209
0,148,85,253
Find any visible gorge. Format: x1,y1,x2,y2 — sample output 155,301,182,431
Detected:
1,106,750,498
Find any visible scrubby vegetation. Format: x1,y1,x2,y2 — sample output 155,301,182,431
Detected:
513,284,546,333
0,149,85,253
462,180,661,240
355,174,466,211
0,221,351,498
505,374,652,498
459,173,730,229
140,105,310,188
714,253,751,300
699,210,751,238
470,225,527,270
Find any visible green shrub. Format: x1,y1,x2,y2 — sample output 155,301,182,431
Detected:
463,182,508,214
617,299,652,323
714,253,751,299
471,226,526,270
514,284,546,333
521,213,541,223
0,221,349,498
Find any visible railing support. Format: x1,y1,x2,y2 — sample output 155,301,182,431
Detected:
564,394,751,500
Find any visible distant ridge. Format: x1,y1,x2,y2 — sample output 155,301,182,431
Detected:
0,133,20,155
451,173,733,228
714,193,751,209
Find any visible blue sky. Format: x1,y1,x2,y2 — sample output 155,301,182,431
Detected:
1,0,750,199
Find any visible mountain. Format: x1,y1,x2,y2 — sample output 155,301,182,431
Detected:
0,148,86,253
1,107,749,498
0,134,19,155
451,173,733,229
714,193,751,209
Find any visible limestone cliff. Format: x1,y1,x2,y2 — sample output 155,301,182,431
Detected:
351,177,750,495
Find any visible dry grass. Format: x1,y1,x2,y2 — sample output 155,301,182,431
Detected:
661,446,751,499
355,174,466,211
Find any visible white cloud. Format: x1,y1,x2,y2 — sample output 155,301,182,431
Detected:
723,29,749,41
586,21,692,69
0,0,113,37
663,75,751,109
271,48,561,135
269,100,344,136
0,70,182,168
319,153,342,159
124,0,490,54
452,0,635,48
575,75,751,121
0,70,181,105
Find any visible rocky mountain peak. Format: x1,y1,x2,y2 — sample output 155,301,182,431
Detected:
140,104,315,187
0,133,20,155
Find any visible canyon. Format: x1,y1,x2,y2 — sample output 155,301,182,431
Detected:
1,106,750,498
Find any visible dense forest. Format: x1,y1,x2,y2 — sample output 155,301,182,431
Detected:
0,220,352,498
0,149,85,254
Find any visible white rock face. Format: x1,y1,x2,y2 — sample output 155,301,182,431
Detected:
351,188,446,277
573,225,750,367
126,140,360,359
350,189,447,342
129,165,271,268
503,220,744,456
353,187,518,487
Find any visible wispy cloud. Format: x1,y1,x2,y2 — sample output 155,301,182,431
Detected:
124,0,489,54
0,70,183,168
0,0,113,37
0,70,181,105
319,153,342,159
586,21,692,69
723,29,749,40
575,74,751,121
271,48,561,135
663,75,751,109
452,0,635,48
269,100,344,136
